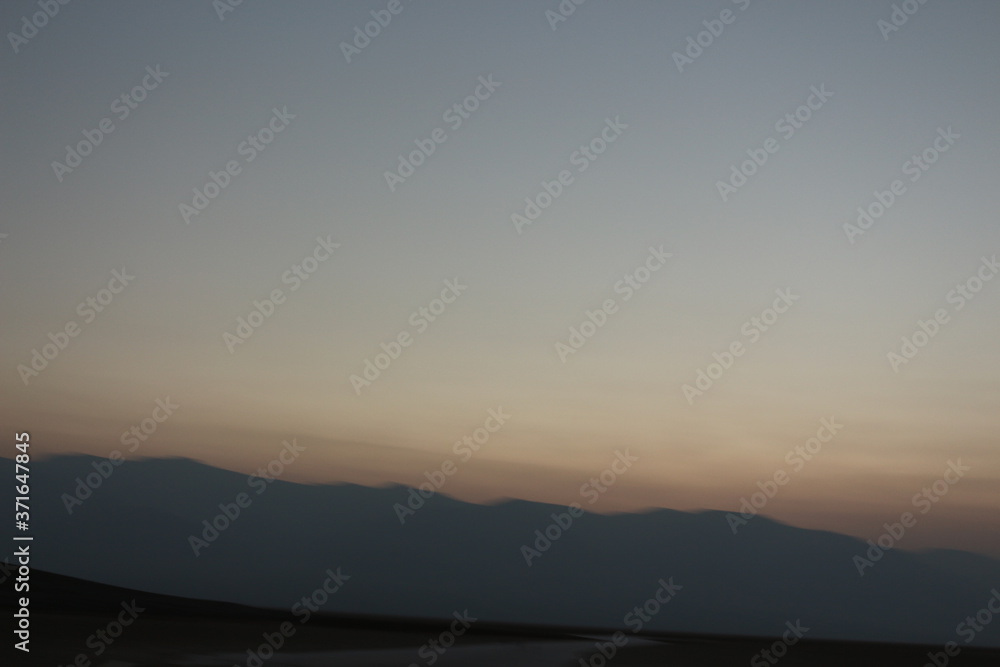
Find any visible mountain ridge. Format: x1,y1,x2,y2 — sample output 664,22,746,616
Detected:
6,454,1000,647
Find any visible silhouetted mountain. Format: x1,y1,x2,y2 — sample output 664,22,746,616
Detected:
7,455,1000,647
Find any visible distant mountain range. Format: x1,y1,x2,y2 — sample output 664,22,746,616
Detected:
7,454,1000,647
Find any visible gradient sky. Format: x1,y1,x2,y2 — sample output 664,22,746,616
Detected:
3,1,999,557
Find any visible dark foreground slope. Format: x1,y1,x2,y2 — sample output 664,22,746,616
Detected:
5,570,1000,666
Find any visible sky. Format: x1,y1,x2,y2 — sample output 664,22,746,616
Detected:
2,1,999,557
